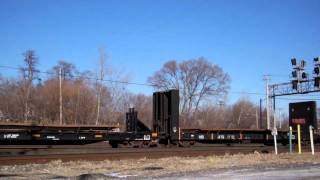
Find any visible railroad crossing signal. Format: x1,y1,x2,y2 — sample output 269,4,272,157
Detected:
291,58,297,66
314,57,320,87
291,58,308,90
289,57,320,90
269,57,320,98
271,128,278,136
292,118,306,124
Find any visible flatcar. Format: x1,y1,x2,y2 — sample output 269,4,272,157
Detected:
0,89,317,147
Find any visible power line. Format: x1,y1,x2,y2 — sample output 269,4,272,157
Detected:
0,65,266,96
288,94,320,97
277,98,320,101
267,74,289,78
0,65,156,87
228,91,264,95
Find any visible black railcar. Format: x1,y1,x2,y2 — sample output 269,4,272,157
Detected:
0,89,308,147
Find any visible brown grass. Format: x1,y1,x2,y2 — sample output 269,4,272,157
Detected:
1,152,320,178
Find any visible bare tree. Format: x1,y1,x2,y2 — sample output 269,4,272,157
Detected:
148,58,230,126
195,104,232,129
0,52,131,125
47,61,80,124
96,48,107,125
129,94,153,128
20,50,39,122
229,97,258,129
104,68,131,124
52,61,77,80
0,77,21,121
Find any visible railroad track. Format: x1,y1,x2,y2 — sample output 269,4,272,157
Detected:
0,143,269,157
0,143,317,166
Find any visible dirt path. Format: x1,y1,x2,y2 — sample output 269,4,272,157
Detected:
0,152,320,179
160,163,320,180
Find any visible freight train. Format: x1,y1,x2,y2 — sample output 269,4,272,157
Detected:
0,90,318,147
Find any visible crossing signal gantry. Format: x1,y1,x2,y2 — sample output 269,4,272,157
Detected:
264,57,319,130
269,57,320,98
314,57,320,87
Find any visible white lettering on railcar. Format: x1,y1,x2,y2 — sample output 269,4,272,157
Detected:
173,127,177,133
78,136,86,140
4,134,19,139
218,134,225,139
144,135,151,140
198,134,205,140
112,128,120,132
227,135,235,139
46,136,60,140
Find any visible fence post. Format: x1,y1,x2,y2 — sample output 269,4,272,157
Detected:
272,128,278,155
310,125,314,155
297,124,301,154
289,126,292,153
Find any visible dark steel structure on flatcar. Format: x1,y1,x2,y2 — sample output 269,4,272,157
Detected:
0,123,118,145
0,89,318,147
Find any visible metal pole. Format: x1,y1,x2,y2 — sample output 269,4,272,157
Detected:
289,126,292,153
266,85,270,130
310,125,314,155
298,124,301,154
273,94,276,129
256,108,259,129
264,75,271,130
59,67,63,125
274,133,278,155
279,109,282,129
272,128,278,155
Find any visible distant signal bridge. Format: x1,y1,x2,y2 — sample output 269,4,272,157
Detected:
269,79,320,98
270,57,320,98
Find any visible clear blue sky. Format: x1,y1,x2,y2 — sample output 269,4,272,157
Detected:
0,0,320,108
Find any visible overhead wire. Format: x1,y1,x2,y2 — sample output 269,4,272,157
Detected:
0,65,157,87
1,65,318,97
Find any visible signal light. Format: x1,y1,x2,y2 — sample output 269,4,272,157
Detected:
315,77,320,87
292,71,297,78
291,58,297,66
292,80,298,90
315,67,320,75
300,60,306,68
301,72,307,79
314,57,319,63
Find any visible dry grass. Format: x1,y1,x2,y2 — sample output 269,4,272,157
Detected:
1,152,320,178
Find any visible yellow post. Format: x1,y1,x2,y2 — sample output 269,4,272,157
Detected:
297,124,301,154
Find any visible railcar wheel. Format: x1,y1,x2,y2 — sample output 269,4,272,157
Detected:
109,141,119,148
189,141,196,146
179,141,191,147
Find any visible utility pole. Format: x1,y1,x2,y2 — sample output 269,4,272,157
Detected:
96,48,106,125
278,108,282,129
273,106,277,129
255,107,259,129
263,75,271,130
59,67,63,125
96,77,102,125
272,86,276,129
259,98,262,129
